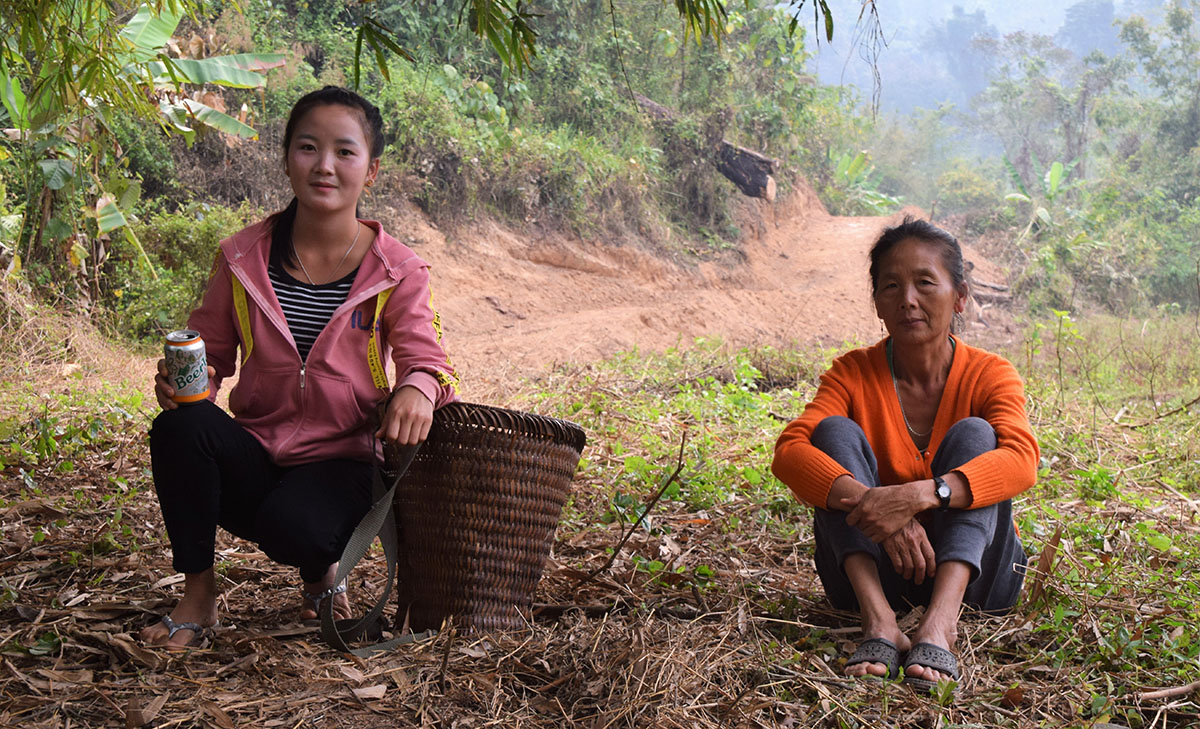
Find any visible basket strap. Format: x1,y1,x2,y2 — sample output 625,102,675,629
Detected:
319,442,436,656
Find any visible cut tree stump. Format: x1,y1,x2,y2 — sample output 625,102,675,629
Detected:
635,94,779,202
716,143,778,202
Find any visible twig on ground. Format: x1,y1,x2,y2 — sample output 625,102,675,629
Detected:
569,433,688,592
1137,678,1200,702
438,620,455,694
1126,391,1200,428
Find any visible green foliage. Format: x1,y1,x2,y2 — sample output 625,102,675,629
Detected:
367,57,663,237
0,0,282,303
340,0,859,245
106,202,260,342
27,632,62,656
1119,0,1200,203
984,315,1200,709
940,9,1200,315
360,0,854,77
866,105,959,211
0,385,145,474
822,150,902,216
525,338,837,511
0,373,150,563
109,110,181,202
970,32,1119,198
934,163,1009,231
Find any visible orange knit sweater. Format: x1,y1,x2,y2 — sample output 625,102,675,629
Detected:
772,336,1038,510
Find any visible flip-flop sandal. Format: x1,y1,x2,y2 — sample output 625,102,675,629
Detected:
154,614,215,648
301,583,347,623
845,637,902,680
902,642,960,694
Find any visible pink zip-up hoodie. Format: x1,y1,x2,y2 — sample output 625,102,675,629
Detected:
188,218,459,466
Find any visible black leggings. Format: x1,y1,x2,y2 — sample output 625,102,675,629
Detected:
149,401,373,583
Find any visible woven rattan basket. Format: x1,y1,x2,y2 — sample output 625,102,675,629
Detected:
384,402,586,632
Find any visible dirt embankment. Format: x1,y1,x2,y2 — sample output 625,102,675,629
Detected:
389,180,1012,397
14,179,1012,404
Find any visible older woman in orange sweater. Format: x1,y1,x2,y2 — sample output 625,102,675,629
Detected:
772,217,1038,693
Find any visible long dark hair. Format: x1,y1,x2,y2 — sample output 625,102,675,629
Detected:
868,216,966,295
269,86,385,270
869,216,968,332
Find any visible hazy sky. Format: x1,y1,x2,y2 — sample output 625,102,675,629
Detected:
808,0,1136,113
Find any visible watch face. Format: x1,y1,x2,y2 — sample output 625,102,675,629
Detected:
936,479,952,503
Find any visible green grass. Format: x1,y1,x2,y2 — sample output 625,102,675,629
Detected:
2,316,1199,726
516,319,1200,726
519,337,847,514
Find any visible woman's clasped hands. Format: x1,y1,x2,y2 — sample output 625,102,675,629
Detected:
840,480,937,584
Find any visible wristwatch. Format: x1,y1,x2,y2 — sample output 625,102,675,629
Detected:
934,476,952,511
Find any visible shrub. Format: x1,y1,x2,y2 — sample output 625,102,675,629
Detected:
104,202,261,342
936,163,1007,232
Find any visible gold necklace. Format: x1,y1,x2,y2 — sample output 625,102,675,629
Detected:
295,222,361,285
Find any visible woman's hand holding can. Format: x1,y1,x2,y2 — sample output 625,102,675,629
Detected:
155,358,216,411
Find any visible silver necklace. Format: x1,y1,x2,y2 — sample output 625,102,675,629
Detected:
892,374,932,439
295,222,361,285
886,340,933,440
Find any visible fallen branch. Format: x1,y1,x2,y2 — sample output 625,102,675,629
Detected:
972,278,1010,292
972,290,1012,305
570,433,688,593
1125,391,1200,429
1137,677,1200,701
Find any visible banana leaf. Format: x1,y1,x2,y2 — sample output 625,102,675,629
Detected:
845,151,868,182
169,98,258,139
120,5,183,62
208,53,288,72
96,196,127,234
148,57,267,89
1046,161,1064,199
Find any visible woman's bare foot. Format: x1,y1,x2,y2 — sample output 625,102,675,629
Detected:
299,563,352,621
139,570,219,649
846,617,912,677
842,553,913,677
905,618,958,683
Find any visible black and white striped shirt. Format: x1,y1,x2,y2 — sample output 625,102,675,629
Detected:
268,262,358,361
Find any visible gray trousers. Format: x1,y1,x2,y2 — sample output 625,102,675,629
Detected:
811,416,1027,613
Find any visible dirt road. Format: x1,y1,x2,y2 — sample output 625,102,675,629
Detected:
397,183,1008,396
75,182,1008,406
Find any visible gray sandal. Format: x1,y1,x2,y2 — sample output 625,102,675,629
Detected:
845,637,902,680
155,614,213,647
902,642,960,693
302,583,347,619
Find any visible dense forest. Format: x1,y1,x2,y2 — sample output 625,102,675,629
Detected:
2,1,1200,727
2,0,1197,337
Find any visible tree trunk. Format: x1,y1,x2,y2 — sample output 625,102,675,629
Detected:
635,94,779,202
715,143,778,201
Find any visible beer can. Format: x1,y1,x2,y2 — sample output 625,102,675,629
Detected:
164,329,210,404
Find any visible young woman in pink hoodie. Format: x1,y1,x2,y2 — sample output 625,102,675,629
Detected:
141,86,458,648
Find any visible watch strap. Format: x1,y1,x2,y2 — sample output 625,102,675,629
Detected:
934,475,951,511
